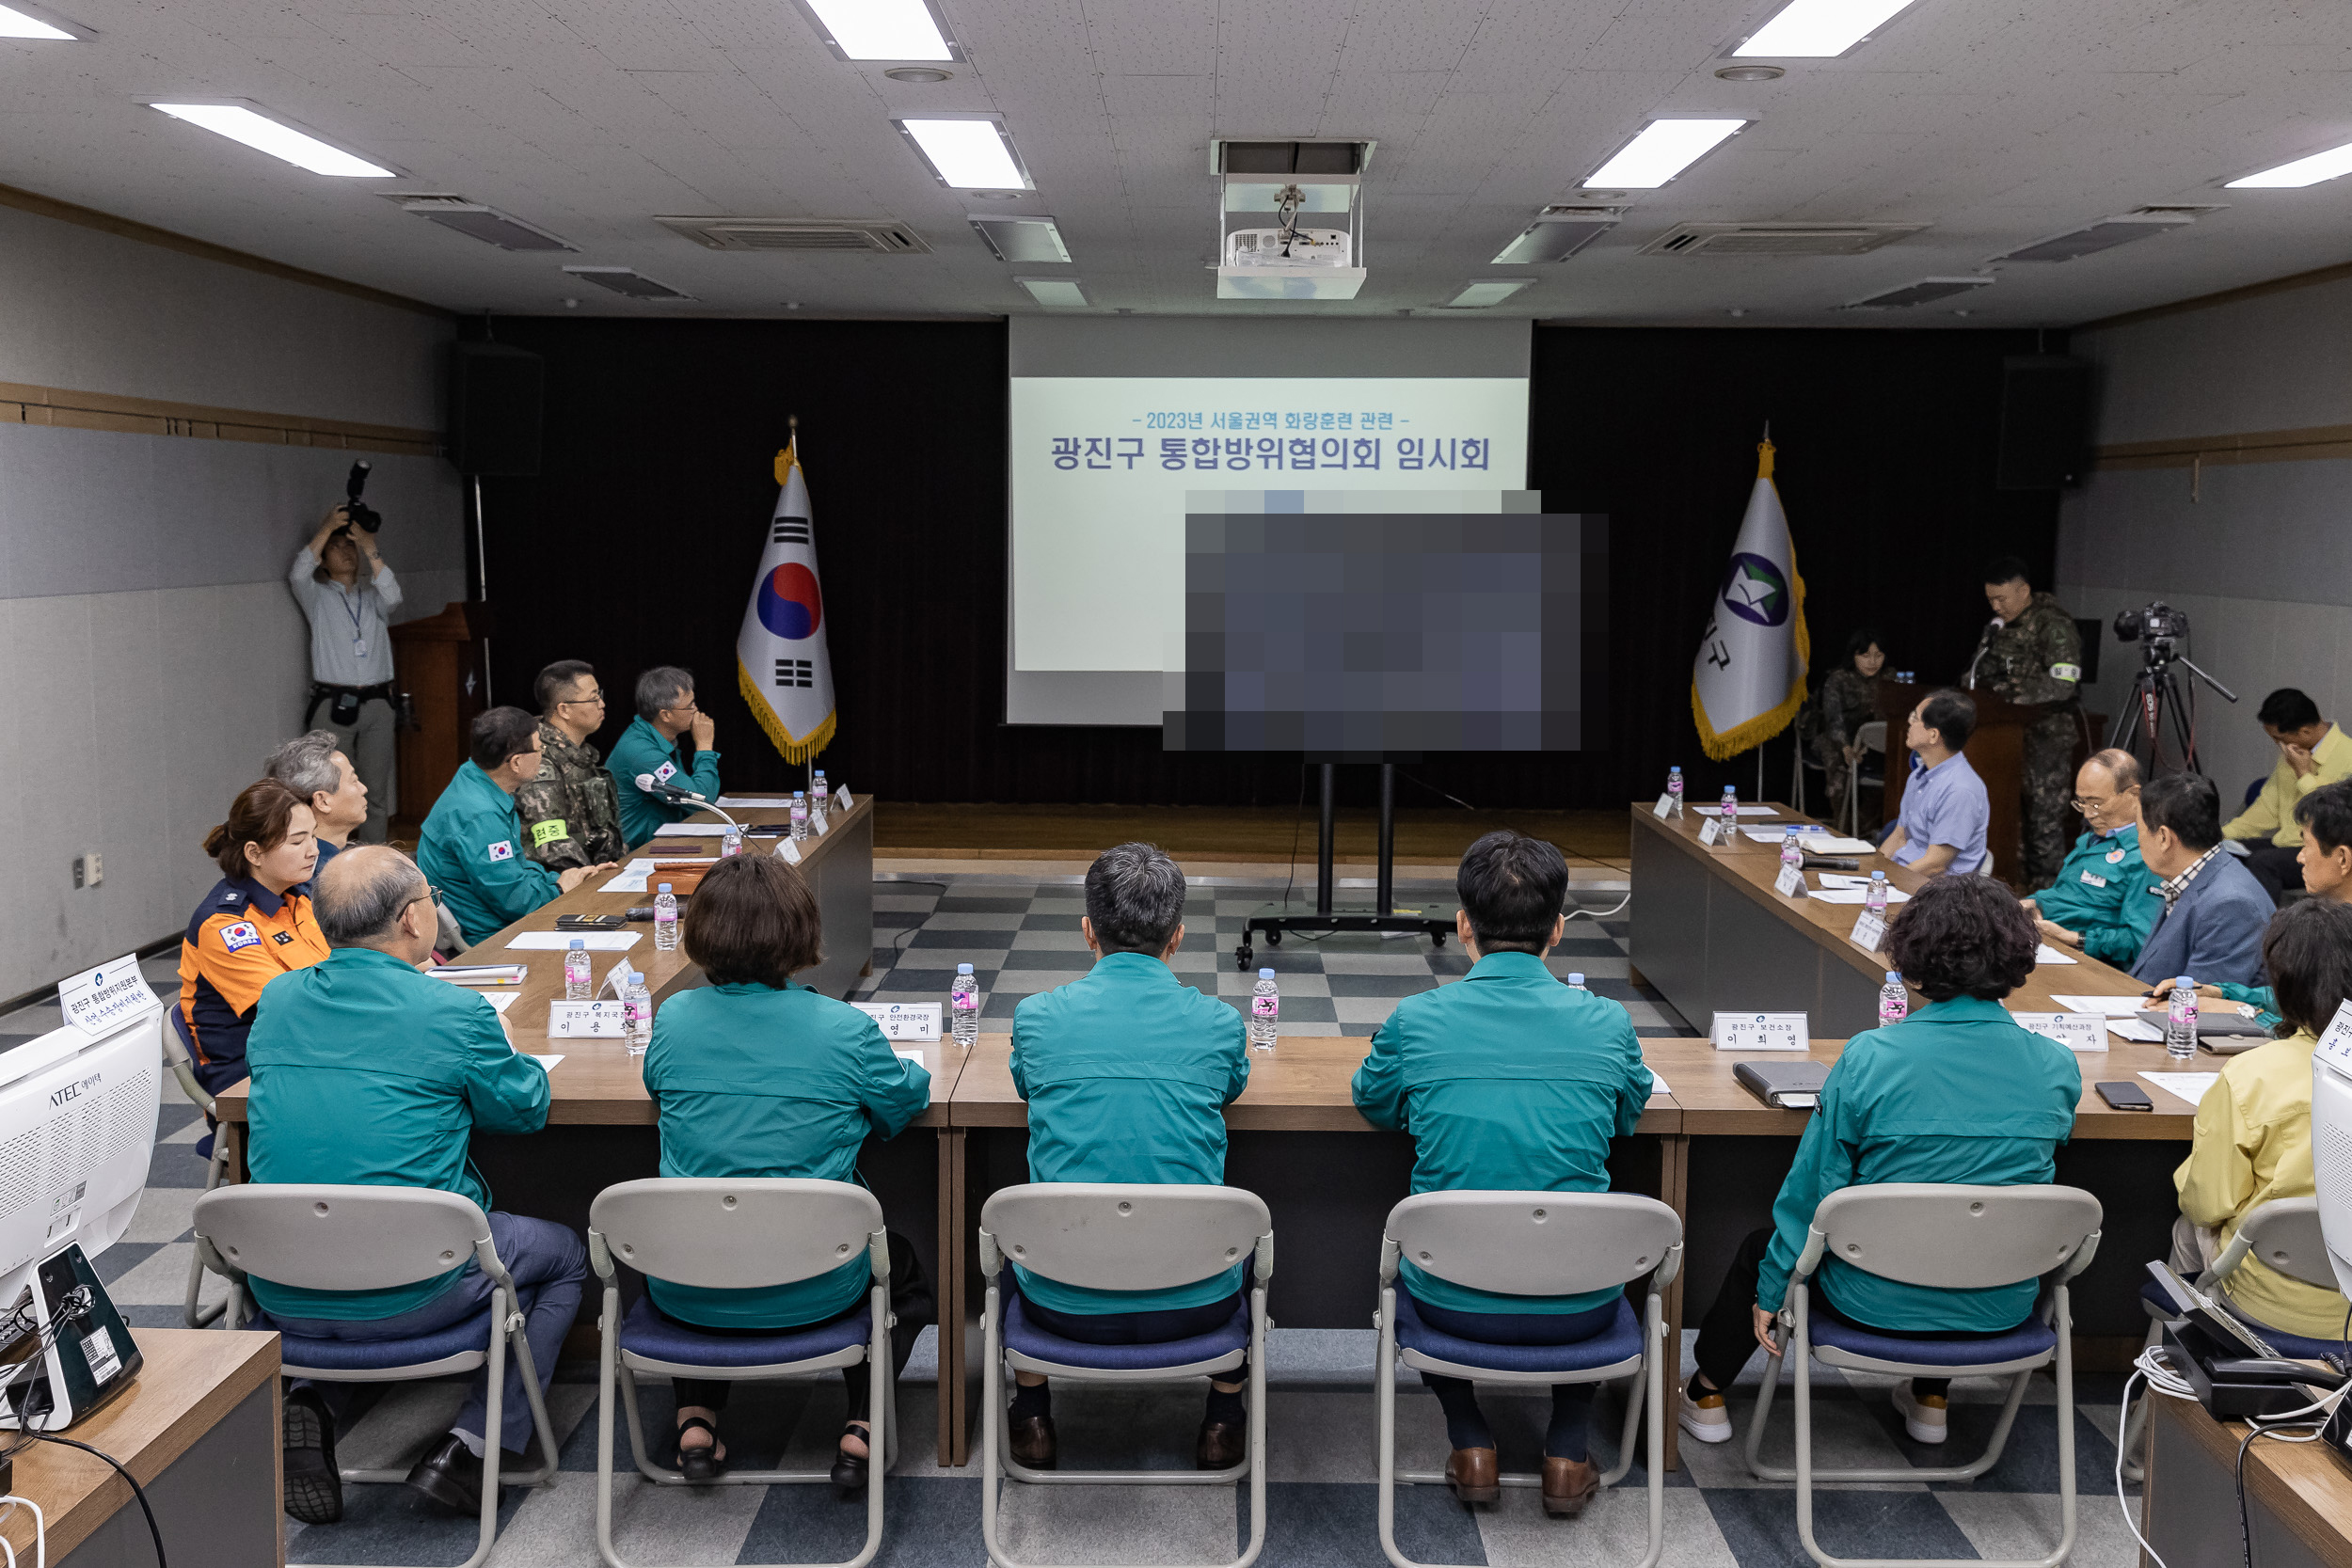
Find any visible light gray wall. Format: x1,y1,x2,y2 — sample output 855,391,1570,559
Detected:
0,205,460,1004
2057,276,2352,806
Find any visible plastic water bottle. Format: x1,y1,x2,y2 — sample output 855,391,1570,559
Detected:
1781,829,1804,877
791,791,810,841
1565,973,1588,991
812,770,830,811
1248,969,1279,1053
564,939,591,1001
1866,871,1888,921
1879,971,1908,1026
1666,766,1684,817
2167,976,2199,1061
1720,785,1739,834
720,823,743,858
950,963,978,1046
623,969,653,1056
653,884,678,951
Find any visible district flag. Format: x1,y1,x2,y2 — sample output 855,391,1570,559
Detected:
1692,437,1809,760
736,436,837,763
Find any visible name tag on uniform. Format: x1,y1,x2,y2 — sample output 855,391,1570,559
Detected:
2078,869,2107,888
851,1002,940,1040
2010,1011,2107,1053
1711,1012,1808,1052
1850,911,1889,953
1773,863,1808,899
548,1000,628,1038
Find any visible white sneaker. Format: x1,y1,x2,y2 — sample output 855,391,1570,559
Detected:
1678,1384,1733,1445
1892,1381,1947,1444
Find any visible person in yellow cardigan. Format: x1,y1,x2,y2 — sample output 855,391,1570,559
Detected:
2171,896,2352,1340
2225,688,2352,903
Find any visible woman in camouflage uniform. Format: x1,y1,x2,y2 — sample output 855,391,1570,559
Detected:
1804,628,1886,831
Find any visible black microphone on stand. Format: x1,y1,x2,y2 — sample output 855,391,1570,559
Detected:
1964,616,2005,690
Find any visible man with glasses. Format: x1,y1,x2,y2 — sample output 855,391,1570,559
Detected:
420,707,609,948
516,659,625,871
607,665,723,850
2020,748,2160,966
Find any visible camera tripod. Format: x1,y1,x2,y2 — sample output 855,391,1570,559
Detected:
2109,647,2237,774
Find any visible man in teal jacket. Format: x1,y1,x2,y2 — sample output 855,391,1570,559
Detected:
245,846,586,1525
419,707,604,947
1682,876,2080,1450
606,665,723,848
1007,841,1249,1472
1353,830,1654,1516
2025,749,2159,964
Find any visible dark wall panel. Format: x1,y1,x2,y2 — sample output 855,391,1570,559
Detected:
475,319,2060,810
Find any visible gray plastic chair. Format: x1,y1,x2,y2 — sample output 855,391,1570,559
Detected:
161,1012,230,1327
978,1182,1273,1568
2122,1196,2343,1479
1375,1192,1682,1568
1741,1183,2103,1568
192,1183,561,1568
588,1178,897,1568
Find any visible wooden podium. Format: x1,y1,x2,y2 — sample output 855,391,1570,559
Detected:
389,601,491,824
1874,680,2096,889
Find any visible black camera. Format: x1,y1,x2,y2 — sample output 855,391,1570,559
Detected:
342,460,382,534
2113,601,2188,644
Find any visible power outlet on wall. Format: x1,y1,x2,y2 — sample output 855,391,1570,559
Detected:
72,853,103,890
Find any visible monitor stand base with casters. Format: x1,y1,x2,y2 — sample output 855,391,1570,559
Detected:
1235,763,1456,970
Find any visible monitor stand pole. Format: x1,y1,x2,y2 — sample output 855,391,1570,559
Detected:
1237,762,1452,970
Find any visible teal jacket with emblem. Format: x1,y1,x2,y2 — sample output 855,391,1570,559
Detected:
1009,951,1250,1315
1352,950,1653,1316
245,945,552,1320
1755,995,2082,1332
2030,824,2161,969
417,760,564,948
643,981,931,1329
606,715,723,849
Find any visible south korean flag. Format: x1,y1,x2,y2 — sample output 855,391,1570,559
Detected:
736,429,837,766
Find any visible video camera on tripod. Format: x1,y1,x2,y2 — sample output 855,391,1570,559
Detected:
2106,599,2236,770
2113,601,2189,664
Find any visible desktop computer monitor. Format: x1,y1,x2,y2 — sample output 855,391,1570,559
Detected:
2312,1016,2352,1300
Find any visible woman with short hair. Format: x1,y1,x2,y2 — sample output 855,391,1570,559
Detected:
640,853,934,1492
1677,876,2082,1449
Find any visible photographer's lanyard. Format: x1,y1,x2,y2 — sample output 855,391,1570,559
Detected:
337,584,369,660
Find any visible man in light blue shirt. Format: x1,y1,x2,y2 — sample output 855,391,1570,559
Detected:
1883,688,1990,877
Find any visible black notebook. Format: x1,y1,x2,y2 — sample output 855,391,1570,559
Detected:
1733,1059,1830,1109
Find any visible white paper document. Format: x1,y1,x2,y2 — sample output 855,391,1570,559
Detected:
603,875,648,894
2139,1070,2220,1106
484,991,521,1015
641,823,735,837
1814,888,1913,906
715,796,789,807
2109,1019,2163,1043
508,931,641,951
2034,943,2079,966
2054,995,2153,1016
528,1054,564,1070
894,1049,927,1068
1648,1069,1671,1098
1743,825,1831,844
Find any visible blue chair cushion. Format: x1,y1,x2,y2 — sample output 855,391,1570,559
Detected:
1808,1310,2056,1368
2137,1276,2348,1362
617,1294,870,1370
1393,1291,1643,1375
1003,1291,1249,1372
252,1307,498,1374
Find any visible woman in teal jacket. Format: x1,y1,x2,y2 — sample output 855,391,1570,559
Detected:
1680,876,2081,1449
643,854,933,1493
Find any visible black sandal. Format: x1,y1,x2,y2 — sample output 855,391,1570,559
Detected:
831,1421,871,1496
674,1416,726,1483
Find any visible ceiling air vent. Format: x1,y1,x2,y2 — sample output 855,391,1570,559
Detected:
1491,207,1621,264
384,195,576,252
656,216,930,254
1987,207,2215,264
1840,276,1994,310
1640,221,1927,257
562,266,693,302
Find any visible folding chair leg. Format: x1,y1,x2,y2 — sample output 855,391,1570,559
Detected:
185,1140,231,1328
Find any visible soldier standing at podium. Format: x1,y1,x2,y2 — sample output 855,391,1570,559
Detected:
1969,557,2084,889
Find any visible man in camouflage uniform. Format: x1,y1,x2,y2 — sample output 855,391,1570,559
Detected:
516,659,625,871
1969,557,2086,890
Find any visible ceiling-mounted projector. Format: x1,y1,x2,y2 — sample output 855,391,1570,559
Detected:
1214,139,1371,301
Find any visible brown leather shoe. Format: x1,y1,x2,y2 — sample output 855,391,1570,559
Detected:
1445,1446,1500,1504
1008,1413,1057,1469
1196,1418,1246,1470
1542,1455,1599,1517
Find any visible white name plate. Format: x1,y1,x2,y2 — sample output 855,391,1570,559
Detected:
852,1002,942,1041
2010,1011,2108,1053
1773,863,1808,898
1849,911,1889,953
2317,999,2352,1076
1698,816,1729,847
1652,793,1675,819
834,788,854,812
1711,1012,1810,1052
548,1000,630,1038
777,837,803,864
58,956,161,1037
812,810,830,836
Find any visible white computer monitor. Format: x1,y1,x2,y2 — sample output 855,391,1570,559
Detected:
2312,1004,2352,1300
0,1006,160,1300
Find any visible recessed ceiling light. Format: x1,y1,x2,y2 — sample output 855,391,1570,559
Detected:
1584,119,1746,190
896,117,1031,190
883,66,953,83
797,0,958,61
0,1,84,40
1716,64,1786,81
146,102,395,177
2226,139,2352,189
1735,0,1918,57
1017,277,1089,309
1443,279,1535,309
563,265,693,302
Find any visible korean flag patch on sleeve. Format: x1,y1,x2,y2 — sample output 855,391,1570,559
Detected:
487,840,516,863
218,921,262,952
653,761,677,785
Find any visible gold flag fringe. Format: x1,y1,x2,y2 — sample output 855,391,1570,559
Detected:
739,660,834,765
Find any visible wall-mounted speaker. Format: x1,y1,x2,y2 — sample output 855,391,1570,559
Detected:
448,342,544,476
1995,356,2093,491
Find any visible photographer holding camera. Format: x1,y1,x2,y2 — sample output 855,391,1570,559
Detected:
288,463,401,843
